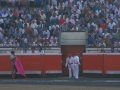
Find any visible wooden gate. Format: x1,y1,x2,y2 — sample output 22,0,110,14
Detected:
61,45,85,76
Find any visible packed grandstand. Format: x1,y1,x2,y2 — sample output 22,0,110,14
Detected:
0,0,120,48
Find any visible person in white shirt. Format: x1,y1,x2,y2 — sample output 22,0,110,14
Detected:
4,39,12,47
40,11,46,20
108,19,116,30
49,34,58,46
29,47,37,53
77,0,82,7
102,29,109,39
71,11,79,19
30,20,38,29
28,38,37,47
37,47,44,54
99,41,106,47
65,54,74,78
43,28,50,38
114,39,120,47
2,10,8,18
73,53,81,79
32,28,38,37
72,25,78,31
21,47,29,54
12,40,19,47
22,35,28,44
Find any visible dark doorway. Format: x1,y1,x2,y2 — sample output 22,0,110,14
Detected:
61,45,85,76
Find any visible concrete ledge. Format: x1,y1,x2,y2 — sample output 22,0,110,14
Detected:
0,71,41,75
83,70,102,74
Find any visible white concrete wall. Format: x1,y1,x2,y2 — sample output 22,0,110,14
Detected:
61,31,87,45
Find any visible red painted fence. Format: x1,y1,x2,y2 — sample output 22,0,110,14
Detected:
82,53,120,75
0,53,120,75
0,53,62,75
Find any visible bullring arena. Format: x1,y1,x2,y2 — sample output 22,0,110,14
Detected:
0,0,120,89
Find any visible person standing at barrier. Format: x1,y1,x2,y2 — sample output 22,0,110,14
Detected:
21,47,29,53
65,54,74,78
100,48,106,53
110,47,117,53
29,47,37,53
73,53,81,79
10,51,17,78
37,47,44,54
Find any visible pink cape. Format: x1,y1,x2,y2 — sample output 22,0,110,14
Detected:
14,57,26,78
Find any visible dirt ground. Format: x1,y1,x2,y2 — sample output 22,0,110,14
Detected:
0,84,120,90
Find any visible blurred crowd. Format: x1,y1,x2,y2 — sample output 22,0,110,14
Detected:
0,0,120,48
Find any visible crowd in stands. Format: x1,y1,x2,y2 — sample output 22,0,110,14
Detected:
0,0,120,48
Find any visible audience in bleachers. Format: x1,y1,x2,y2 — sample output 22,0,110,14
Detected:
0,0,120,48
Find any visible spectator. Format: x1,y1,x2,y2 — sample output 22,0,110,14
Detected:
28,38,37,46
9,35,15,44
110,47,117,53
111,26,117,34
0,27,4,40
8,24,14,36
50,13,58,25
24,23,33,39
37,47,44,54
98,41,106,47
4,39,12,47
88,35,94,47
111,34,117,43
115,29,120,39
12,7,19,17
42,34,50,46
7,0,15,6
21,34,28,46
114,39,120,47
49,34,58,46
43,28,50,38
59,16,66,25
79,24,87,31
40,10,46,20
72,25,78,31
29,47,37,53
30,20,38,29
19,39,27,47
2,10,8,18
12,40,19,47
60,22,68,31
100,48,106,53
68,22,74,31
21,47,29,53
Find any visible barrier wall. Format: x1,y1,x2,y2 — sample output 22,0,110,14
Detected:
82,53,120,75
0,53,62,75
104,53,120,74
82,53,103,74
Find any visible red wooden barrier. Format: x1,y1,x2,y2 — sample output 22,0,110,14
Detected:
0,53,62,75
104,53,120,74
43,54,62,75
82,53,103,74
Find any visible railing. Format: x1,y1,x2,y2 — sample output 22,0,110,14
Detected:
86,47,120,53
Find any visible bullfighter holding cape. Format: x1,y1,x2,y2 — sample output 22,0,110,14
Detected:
10,51,26,78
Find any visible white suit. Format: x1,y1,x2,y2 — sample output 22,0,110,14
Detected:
73,55,81,79
65,56,74,78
